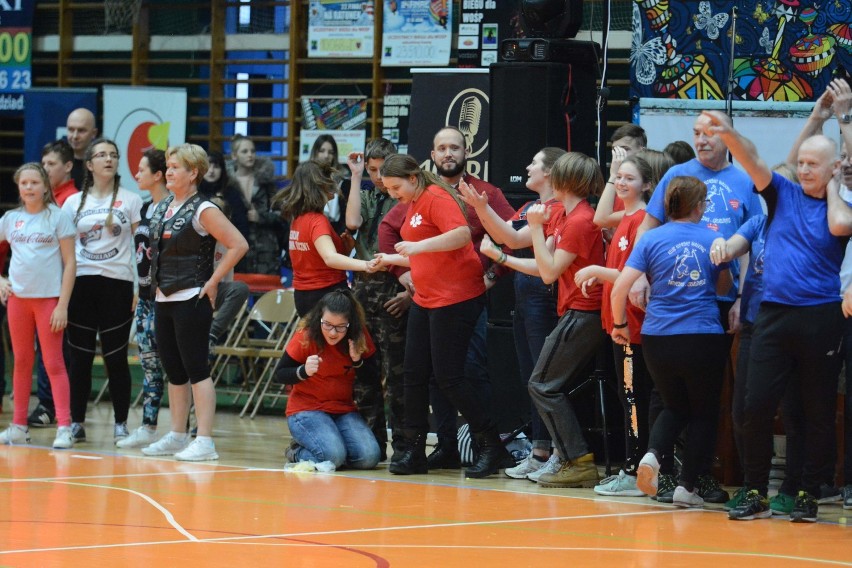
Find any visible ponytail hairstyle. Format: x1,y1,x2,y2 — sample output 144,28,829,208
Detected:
379,153,466,216
78,138,121,228
619,154,655,203
634,149,675,190
538,146,568,174
14,162,56,210
143,148,167,179
664,176,707,221
275,159,338,221
300,288,368,355
549,152,604,199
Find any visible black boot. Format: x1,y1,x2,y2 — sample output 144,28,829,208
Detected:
388,431,427,475
465,429,512,478
427,442,461,469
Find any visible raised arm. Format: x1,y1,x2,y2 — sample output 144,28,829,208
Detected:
826,176,852,236
458,179,531,248
787,90,833,166
345,151,366,231
594,146,627,228
702,110,772,191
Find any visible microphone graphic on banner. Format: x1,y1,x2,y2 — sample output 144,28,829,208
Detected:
458,96,481,152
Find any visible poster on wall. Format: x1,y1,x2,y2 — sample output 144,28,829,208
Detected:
457,1,524,68
407,69,490,181
300,96,367,163
307,1,375,58
0,0,36,115
103,86,187,195
382,93,410,154
631,0,852,102
23,88,98,163
382,0,453,67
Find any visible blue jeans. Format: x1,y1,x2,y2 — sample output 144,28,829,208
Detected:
513,273,557,450
429,306,491,445
288,410,381,469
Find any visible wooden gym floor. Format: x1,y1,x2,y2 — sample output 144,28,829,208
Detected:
1,400,851,567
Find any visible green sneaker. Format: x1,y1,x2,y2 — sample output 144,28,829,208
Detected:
724,486,748,511
770,492,796,516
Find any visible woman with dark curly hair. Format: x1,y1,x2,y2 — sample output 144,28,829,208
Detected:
273,289,381,469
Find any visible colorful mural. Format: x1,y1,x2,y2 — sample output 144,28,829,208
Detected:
631,0,852,102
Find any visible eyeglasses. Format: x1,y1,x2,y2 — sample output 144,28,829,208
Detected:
320,319,349,334
92,152,119,160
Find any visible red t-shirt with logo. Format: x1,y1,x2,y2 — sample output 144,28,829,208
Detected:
289,212,347,291
402,186,485,308
602,209,646,343
285,327,376,416
553,200,605,315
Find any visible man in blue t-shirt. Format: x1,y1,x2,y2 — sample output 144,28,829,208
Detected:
703,107,851,524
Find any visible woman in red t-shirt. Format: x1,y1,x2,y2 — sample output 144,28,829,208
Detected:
372,154,510,478
273,289,381,469
573,155,656,496
277,161,375,316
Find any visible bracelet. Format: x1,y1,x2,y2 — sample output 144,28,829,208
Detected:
736,293,742,298
295,365,307,380
607,178,616,184
613,322,628,329
352,359,364,368
496,251,507,264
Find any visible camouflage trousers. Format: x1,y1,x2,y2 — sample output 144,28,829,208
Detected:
352,273,407,455
135,298,164,427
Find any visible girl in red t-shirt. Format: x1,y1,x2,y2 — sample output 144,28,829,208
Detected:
373,154,510,478
273,289,381,469
574,155,656,496
277,161,376,315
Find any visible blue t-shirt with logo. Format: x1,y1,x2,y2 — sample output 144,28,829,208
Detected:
762,172,845,306
646,158,761,302
626,221,726,336
735,215,767,324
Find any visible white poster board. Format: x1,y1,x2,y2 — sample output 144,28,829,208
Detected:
103,85,188,195
298,129,367,164
638,98,840,170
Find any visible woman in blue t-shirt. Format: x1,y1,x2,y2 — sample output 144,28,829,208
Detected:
610,175,732,509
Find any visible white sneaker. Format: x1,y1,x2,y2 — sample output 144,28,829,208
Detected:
0,424,30,445
673,485,705,508
594,469,645,496
527,454,563,483
505,454,546,479
53,426,74,449
116,426,157,448
142,432,190,456
637,452,660,496
174,438,219,462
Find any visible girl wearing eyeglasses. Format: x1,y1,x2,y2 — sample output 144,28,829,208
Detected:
273,289,381,469
61,138,143,444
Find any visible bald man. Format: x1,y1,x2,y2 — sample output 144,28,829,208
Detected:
704,109,850,523
66,108,98,188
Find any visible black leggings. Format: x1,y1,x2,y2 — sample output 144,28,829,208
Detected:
66,275,134,424
294,280,349,317
643,333,727,490
155,298,214,385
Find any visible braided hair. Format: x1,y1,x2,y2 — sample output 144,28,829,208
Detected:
77,138,121,227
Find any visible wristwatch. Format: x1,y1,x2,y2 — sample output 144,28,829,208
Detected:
841,113,852,124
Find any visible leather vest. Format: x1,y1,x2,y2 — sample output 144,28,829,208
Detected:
150,193,215,296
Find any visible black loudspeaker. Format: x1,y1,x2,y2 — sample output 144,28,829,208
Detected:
486,323,530,433
489,50,599,194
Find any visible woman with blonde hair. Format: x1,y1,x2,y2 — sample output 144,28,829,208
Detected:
62,138,143,443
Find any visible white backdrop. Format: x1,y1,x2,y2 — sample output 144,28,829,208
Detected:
103,85,187,195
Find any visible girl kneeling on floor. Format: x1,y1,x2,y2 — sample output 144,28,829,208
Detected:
274,289,381,470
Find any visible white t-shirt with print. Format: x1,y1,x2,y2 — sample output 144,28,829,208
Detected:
62,187,143,282
0,205,76,298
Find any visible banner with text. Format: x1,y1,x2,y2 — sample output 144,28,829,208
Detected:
0,0,36,114
408,69,490,181
300,96,367,163
308,1,374,58
103,86,187,195
382,0,452,67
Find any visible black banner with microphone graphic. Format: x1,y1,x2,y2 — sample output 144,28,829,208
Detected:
407,69,491,183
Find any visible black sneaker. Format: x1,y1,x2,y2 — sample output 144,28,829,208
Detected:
697,474,730,504
842,485,852,510
655,473,677,503
70,422,86,442
790,491,818,523
27,404,56,427
729,489,771,520
426,443,461,469
817,483,842,504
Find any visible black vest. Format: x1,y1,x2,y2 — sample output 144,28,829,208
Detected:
150,193,215,296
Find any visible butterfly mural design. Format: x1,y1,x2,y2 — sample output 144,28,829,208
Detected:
694,1,729,40
631,3,667,86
